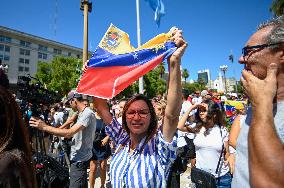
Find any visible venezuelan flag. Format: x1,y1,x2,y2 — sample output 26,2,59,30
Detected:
76,24,176,99
224,100,245,117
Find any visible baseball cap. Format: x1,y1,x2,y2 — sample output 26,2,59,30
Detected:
201,90,208,97
66,90,82,103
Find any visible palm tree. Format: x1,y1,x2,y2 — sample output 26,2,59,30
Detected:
270,0,284,16
182,68,189,84
157,62,165,78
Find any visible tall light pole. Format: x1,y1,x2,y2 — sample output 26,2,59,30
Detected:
80,0,92,64
229,51,238,96
220,65,228,94
136,0,144,94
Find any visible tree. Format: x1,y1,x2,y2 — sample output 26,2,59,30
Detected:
235,81,243,94
183,82,206,94
143,68,167,98
157,62,166,78
270,0,284,16
182,68,189,84
35,56,82,97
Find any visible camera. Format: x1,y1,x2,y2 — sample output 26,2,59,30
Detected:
17,75,61,118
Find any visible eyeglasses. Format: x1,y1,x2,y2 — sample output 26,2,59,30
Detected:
126,109,150,119
242,42,282,57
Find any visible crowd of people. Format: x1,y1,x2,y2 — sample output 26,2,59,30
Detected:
1,15,284,188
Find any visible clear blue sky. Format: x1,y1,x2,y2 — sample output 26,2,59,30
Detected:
0,0,273,81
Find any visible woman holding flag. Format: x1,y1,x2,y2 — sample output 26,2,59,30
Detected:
92,27,187,188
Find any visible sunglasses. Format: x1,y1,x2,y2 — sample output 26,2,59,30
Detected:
242,42,282,57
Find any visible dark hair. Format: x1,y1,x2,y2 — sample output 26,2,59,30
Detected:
52,103,60,111
0,86,36,187
192,99,226,135
182,89,190,99
122,94,157,140
0,69,9,89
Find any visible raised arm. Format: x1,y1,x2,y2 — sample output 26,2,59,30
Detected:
163,28,187,142
93,97,113,125
241,63,284,187
177,104,197,132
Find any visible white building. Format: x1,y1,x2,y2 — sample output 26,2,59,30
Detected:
213,72,224,92
212,72,236,93
0,26,84,86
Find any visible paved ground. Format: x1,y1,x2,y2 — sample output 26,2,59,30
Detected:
180,167,195,188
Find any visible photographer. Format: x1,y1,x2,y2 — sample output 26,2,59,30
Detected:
0,59,9,89
29,91,96,188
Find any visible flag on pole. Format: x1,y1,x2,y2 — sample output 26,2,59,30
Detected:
76,24,176,99
229,54,234,63
144,0,165,26
229,50,234,63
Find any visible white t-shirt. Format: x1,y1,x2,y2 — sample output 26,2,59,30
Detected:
192,97,202,105
53,111,64,126
194,125,229,177
180,101,192,117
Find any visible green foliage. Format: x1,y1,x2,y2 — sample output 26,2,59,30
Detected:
270,0,284,16
236,81,243,94
143,68,167,98
35,56,82,97
157,62,166,78
183,81,206,94
182,68,189,84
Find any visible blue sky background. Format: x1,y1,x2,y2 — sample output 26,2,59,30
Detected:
0,0,273,81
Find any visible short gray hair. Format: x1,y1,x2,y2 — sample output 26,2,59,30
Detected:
258,15,284,46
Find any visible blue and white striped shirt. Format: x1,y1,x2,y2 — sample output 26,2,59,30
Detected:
105,118,177,188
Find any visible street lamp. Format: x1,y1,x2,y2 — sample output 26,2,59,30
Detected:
80,0,92,65
220,65,228,94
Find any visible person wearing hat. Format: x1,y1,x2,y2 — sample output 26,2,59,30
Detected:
29,91,96,188
192,90,202,105
201,90,212,101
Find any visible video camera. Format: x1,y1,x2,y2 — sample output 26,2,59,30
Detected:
17,75,61,117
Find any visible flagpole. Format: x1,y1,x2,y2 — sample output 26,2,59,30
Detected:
136,0,144,94
230,50,238,97
80,0,92,65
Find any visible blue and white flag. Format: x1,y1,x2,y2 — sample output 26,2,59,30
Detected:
145,0,165,26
